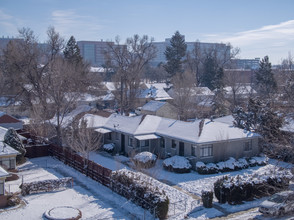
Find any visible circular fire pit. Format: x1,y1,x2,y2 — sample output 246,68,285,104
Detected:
44,206,82,220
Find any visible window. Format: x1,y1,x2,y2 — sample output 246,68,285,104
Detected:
143,140,149,147
200,144,213,157
160,138,165,148
172,140,176,149
115,132,119,140
128,137,133,147
244,140,252,151
136,139,140,148
0,180,4,195
191,145,197,157
107,132,112,140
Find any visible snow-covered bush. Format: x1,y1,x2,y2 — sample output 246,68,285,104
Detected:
163,156,192,173
196,162,218,174
102,143,115,154
196,156,268,174
20,177,73,196
111,169,169,219
214,169,293,205
201,190,213,208
133,151,157,169
7,194,21,207
4,128,26,163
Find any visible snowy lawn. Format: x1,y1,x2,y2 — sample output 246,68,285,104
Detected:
1,157,153,220
89,152,294,219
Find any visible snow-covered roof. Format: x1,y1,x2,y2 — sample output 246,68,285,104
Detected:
141,100,166,112
77,93,99,102
87,113,259,144
224,85,257,95
0,126,26,142
103,82,116,91
191,87,214,96
90,67,106,72
0,141,20,156
138,86,172,101
145,83,171,90
98,91,115,101
281,117,294,133
50,105,92,128
0,165,9,178
214,115,234,126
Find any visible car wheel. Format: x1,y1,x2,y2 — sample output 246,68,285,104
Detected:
278,208,285,216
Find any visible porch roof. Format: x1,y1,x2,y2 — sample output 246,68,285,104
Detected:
134,134,161,141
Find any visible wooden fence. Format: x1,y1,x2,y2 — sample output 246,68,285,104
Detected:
49,144,112,186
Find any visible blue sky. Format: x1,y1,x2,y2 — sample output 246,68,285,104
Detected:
1,0,294,64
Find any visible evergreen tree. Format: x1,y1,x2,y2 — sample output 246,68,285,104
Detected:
164,31,187,79
63,36,83,64
233,98,284,143
255,56,277,97
201,56,224,91
4,128,26,163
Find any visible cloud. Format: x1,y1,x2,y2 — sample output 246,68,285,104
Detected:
0,9,23,36
202,20,294,63
51,9,103,40
220,20,294,46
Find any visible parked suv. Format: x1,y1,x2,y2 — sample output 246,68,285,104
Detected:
259,191,294,216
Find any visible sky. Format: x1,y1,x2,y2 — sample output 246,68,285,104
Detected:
1,0,294,64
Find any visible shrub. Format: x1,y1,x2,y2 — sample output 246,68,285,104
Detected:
201,190,213,208
7,194,21,207
196,162,218,174
102,143,115,154
163,156,192,173
196,156,268,175
4,128,26,163
214,169,293,205
111,169,169,219
133,152,157,169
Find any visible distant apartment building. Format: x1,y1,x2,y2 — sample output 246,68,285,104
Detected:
232,58,260,70
151,37,231,66
77,40,116,67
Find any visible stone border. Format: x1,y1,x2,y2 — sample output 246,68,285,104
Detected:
44,206,82,220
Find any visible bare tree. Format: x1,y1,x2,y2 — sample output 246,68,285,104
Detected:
1,27,90,145
105,35,157,114
170,71,196,120
66,118,102,168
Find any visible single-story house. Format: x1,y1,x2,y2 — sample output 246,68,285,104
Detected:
0,141,20,170
140,100,178,119
83,113,260,163
0,112,23,130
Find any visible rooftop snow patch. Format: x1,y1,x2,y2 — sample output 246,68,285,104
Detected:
0,141,20,156
142,100,166,112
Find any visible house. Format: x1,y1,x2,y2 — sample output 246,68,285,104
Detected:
137,84,173,106
140,100,178,119
0,166,9,196
0,112,23,130
84,113,260,163
223,85,257,99
0,141,20,170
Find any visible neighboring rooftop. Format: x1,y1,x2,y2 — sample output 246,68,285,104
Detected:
142,100,166,112
0,141,20,156
0,165,9,178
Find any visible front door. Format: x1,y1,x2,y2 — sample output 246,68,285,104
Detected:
179,142,184,156
121,134,125,153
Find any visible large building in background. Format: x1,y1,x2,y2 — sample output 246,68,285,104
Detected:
232,58,260,70
77,40,115,67
151,38,231,66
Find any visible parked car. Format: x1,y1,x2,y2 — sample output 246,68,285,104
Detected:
259,191,294,216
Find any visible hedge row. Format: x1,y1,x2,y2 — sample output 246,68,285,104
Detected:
214,169,293,205
110,169,169,219
196,156,268,174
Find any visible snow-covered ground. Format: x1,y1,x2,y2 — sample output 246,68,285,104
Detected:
1,157,153,220
2,154,293,220
89,152,294,219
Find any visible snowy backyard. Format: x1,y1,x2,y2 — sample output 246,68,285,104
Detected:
1,153,294,220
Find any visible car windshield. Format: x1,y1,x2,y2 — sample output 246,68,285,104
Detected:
268,194,287,203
